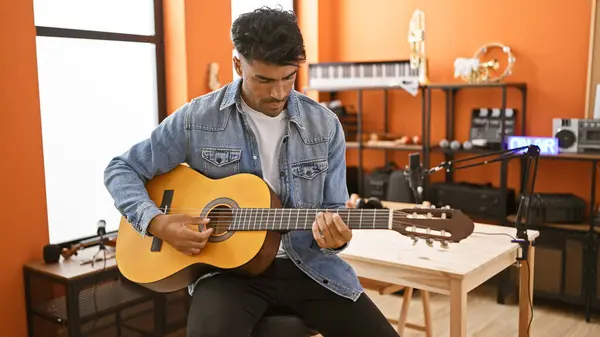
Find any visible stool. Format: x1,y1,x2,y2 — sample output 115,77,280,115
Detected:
360,277,432,337
251,307,319,337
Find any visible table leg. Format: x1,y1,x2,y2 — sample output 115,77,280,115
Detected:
66,284,81,337
396,287,412,335
450,279,466,337
519,244,535,337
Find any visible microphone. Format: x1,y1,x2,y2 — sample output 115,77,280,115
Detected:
404,152,424,203
97,220,106,237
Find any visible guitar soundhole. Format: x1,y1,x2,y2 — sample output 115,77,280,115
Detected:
204,204,235,243
206,205,232,235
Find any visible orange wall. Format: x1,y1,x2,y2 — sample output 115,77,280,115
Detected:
164,0,233,114
0,0,49,335
0,1,234,335
301,0,600,213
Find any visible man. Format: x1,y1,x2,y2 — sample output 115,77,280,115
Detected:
104,7,398,337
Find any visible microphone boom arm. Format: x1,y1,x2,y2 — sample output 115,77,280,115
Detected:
418,144,540,261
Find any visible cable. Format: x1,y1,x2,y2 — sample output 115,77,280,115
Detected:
473,232,516,240
524,259,533,337
473,231,533,336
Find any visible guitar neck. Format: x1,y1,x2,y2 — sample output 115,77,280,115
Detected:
229,208,392,231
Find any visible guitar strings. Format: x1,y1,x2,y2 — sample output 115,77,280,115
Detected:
145,212,452,234
151,208,445,218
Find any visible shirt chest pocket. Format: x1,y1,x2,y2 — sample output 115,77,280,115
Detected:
291,158,328,207
201,147,242,178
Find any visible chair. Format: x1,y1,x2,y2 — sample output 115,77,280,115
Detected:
360,277,432,337
251,307,319,337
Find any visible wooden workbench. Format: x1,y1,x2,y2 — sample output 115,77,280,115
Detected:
339,201,539,337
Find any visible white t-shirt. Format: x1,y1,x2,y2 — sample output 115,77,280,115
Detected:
241,98,289,258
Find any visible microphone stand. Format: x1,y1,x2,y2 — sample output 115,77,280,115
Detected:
414,144,540,261
90,220,108,267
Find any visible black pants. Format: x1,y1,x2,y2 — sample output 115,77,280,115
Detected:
186,258,399,337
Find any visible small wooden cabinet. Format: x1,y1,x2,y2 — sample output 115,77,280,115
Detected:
23,246,189,337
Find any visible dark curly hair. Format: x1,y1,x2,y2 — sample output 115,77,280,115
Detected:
231,6,306,66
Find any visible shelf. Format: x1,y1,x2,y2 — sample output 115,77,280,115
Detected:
430,146,600,162
305,82,527,92
425,82,527,90
346,141,422,151
429,146,503,156
538,152,600,161
506,214,591,233
304,85,424,93
33,280,152,323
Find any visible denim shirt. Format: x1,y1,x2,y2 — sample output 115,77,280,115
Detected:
103,78,364,301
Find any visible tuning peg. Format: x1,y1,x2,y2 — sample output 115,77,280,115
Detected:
425,238,434,247
440,240,449,249
412,237,419,246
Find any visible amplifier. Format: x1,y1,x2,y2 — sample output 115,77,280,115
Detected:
525,193,586,225
552,118,600,153
307,60,420,96
429,182,516,219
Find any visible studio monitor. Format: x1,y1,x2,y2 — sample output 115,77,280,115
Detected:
552,118,578,153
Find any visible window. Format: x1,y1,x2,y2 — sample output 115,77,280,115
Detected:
231,0,295,80
33,0,165,244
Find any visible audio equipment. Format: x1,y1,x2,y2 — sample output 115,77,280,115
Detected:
306,60,421,96
407,144,541,261
97,219,106,237
552,118,600,153
115,165,475,292
404,153,424,203
525,193,586,225
470,107,517,149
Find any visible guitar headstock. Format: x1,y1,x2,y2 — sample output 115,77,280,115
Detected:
392,205,474,248
352,194,474,249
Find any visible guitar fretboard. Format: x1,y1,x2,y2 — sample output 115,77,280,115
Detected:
229,208,392,231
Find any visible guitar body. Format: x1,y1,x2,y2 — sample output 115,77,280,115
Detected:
116,165,282,293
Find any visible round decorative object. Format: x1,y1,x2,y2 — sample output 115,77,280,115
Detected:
472,42,515,83
453,42,515,83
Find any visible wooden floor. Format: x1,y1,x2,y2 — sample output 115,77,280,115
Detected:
164,283,600,337
362,284,600,337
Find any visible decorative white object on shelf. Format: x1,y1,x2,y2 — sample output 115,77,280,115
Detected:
208,62,220,91
453,42,515,83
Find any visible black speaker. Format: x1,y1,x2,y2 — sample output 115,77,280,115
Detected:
43,244,61,264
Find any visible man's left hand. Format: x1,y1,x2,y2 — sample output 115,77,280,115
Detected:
312,211,352,249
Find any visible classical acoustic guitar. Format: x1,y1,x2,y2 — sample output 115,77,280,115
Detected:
116,164,475,293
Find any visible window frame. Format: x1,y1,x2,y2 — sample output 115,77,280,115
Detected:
33,0,166,247
35,0,167,123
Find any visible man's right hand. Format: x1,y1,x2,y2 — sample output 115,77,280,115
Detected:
147,214,214,256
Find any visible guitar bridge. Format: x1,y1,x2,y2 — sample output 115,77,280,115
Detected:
151,190,174,252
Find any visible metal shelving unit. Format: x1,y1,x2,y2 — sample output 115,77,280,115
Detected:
307,75,599,320
303,85,427,196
